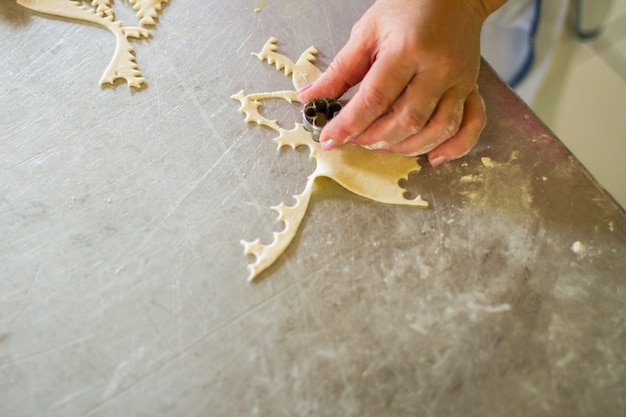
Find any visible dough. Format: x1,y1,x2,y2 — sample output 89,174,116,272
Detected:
233,38,428,281
481,156,498,168
17,0,169,88
254,0,266,12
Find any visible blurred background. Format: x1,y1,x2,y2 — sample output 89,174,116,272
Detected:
531,0,625,208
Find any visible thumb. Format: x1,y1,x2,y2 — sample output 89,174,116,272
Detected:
297,35,373,103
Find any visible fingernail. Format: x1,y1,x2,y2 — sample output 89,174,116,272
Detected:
430,155,448,167
321,139,336,151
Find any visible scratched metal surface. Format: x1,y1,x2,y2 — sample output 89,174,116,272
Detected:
1,1,625,416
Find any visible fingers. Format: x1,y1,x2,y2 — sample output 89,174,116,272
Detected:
314,44,420,148
297,25,373,104
302,51,485,166
427,90,486,167
356,71,455,150
384,87,465,155
295,0,488,163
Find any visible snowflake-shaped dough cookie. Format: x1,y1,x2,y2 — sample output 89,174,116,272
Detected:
233,38,428,281
17,0,169,88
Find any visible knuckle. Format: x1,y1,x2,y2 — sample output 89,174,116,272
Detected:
350,18,367,36
361,87,393,117
396,107,428,134
440,118,461,139
326,58,344,76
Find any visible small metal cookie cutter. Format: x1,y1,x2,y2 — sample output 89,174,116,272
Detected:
302,98,343,142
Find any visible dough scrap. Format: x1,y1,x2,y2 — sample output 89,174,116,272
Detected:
254,0,266,13
233,38,428,281
17,0,169,88
481,156,498,168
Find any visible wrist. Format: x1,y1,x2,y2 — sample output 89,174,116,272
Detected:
479,0,508,16
457,0,507,22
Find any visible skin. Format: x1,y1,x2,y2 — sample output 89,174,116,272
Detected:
297,0,508,167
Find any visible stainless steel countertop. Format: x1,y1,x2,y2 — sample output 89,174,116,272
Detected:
1,1,625,416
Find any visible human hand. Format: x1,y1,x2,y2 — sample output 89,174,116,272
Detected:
297,0,504,167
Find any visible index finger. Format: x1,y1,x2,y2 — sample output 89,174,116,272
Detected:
319,46,418,146
297,34,372,104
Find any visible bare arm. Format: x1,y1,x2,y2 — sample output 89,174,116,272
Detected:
297,0,509,166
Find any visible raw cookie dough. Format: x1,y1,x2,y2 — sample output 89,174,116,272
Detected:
17,0,169,88
233,38,428,281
